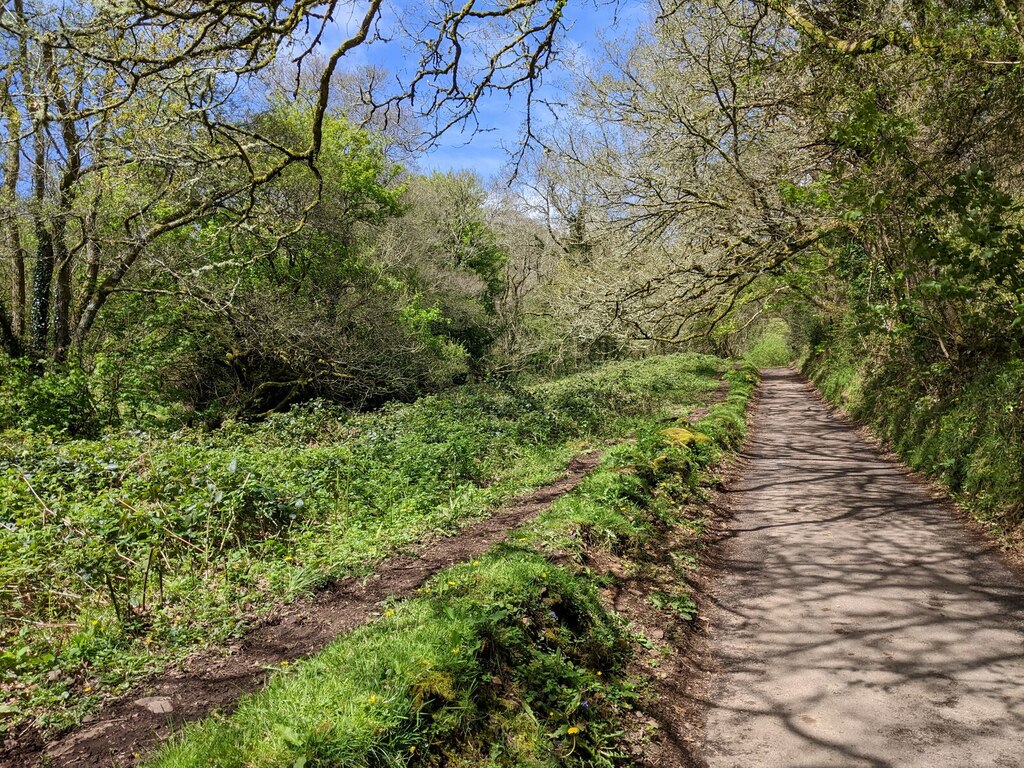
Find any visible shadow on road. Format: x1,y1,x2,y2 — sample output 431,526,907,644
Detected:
699,369,1024,768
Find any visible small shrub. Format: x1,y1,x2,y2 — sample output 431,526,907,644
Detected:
0,357,98,436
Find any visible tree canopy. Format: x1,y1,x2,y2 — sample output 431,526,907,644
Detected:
1,0,1021,426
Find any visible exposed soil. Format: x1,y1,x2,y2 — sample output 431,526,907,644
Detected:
699,368,1024,767
3,452,604,768
607,440,753,768
601,508,722,768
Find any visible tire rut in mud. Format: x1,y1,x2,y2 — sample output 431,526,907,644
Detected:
5,452,604,768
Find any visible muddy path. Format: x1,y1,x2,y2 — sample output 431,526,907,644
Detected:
701,368,1024,767
7,452,606,768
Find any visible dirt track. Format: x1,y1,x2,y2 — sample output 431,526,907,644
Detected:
5,453,604,768
702,369,1024,767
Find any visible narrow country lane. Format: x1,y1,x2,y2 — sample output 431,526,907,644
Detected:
702,369,1024,768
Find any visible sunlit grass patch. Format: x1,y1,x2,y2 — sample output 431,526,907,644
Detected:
744,319,795,368
151,552,629,768
0,353,728,735
145,363,759,767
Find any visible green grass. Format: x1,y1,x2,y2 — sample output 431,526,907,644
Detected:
146,366,758,768
802,341,863,412
743,319,795,368
150,553,629,768
0,354,728,736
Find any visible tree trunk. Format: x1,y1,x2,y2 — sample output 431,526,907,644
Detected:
2,222,25,340
0,302,19,356
1,73,26,341
53,225,72,360
31,223,55,355
52,95,83,362
73,206,101,334
27,37,54,358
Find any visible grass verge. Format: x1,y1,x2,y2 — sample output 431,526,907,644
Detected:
147,366,757,768
0,354,726,738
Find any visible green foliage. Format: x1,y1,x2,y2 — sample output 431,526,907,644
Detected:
0,357,98,436
828,92,915,162
382,172,512,366
778,34,1024,385
779,176,833,209
150,553,630,768
6,118,527,424
256,105,406,230
649,590,697,622
145,360,759,768
697,367,759,451
744,319,795,368
912,167,1024,336
531,355,726,431
0,353,727,736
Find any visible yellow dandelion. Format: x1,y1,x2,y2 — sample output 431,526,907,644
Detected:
447,580,456,586
280,660,289,667
84,686,93,693
384,609,395,617
567,726,581,735
452,647,460,654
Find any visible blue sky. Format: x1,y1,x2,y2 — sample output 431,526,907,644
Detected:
320,1,648,180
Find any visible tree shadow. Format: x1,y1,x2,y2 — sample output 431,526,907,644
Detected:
696,369,1024,767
